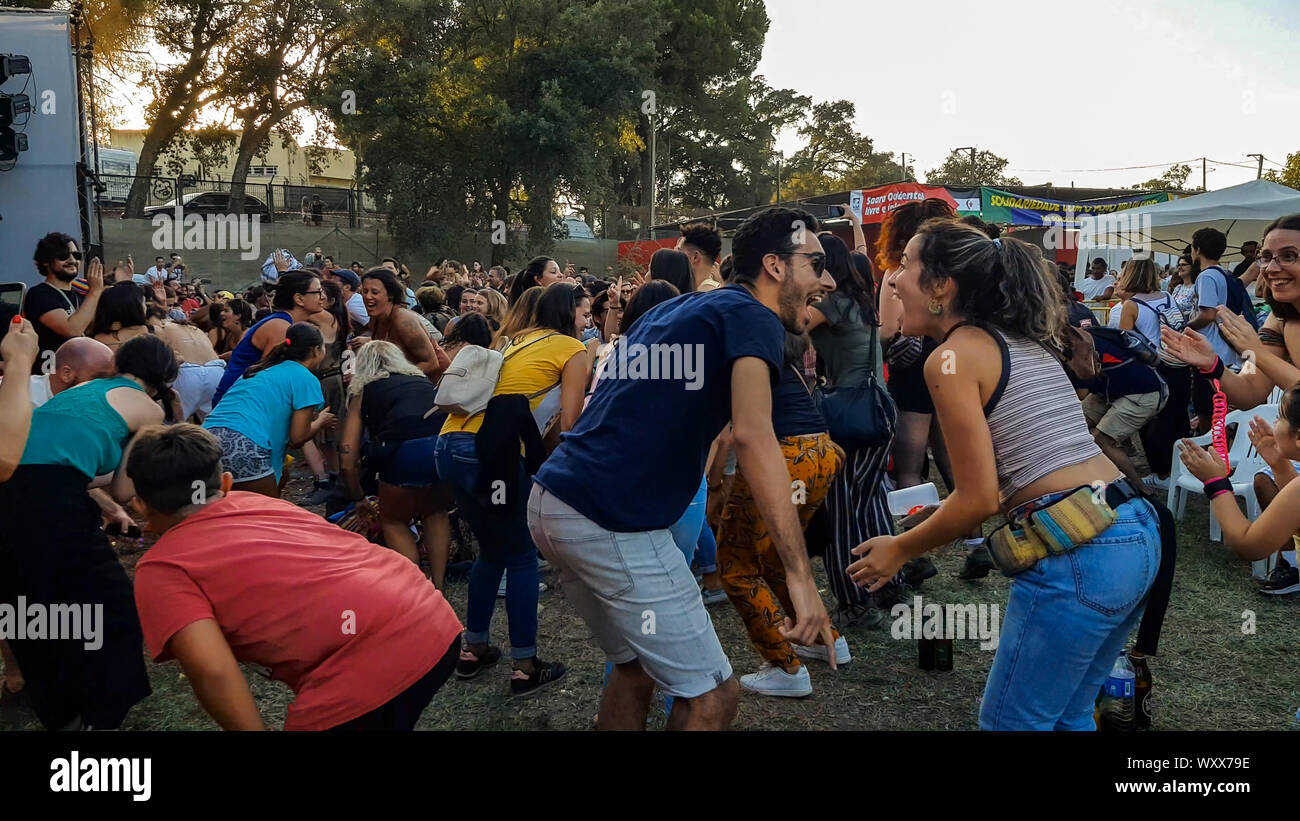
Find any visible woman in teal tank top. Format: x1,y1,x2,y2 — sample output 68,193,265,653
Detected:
0,335,174,730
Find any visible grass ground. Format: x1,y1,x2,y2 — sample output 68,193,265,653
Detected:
2,467,1297,731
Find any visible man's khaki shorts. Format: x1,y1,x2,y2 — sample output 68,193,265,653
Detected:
1083,391,1162,443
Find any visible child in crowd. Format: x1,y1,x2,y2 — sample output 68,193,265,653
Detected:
126,424,463,731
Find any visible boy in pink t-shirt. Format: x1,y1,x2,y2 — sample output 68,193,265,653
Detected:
124,424,463,730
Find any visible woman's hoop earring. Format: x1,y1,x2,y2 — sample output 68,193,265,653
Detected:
927,299,944,316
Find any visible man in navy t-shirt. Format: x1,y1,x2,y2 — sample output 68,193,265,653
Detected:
529,207,838,730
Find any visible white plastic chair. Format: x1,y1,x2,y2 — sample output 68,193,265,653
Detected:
1167,405,1279,577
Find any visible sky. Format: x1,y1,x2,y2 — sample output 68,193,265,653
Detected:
756,0,1300,190
103,0,1300,193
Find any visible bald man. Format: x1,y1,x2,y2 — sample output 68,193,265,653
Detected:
21,336,116,406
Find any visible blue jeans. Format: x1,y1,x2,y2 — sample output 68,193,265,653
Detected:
434,433,538,660
980,497,1161,730
666,477,718,574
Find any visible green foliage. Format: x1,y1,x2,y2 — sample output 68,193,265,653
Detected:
925,148,1021,187
330,0,662,255
779,100,901,200
1129,162,1193,191
1263,152,1300,190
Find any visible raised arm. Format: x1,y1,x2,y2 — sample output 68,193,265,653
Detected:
33,258,105,339
0,319,39,481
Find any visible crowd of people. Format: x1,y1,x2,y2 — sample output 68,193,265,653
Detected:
1,203,1298,731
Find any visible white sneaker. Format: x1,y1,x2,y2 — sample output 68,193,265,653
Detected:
740,663,813,698
1142,475,1170,491
793,635,852,666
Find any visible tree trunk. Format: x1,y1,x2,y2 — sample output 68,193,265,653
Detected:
227,117,272,217
638,113,653,239
491,177,510,266
123,76,206,217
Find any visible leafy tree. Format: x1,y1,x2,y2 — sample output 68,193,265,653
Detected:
924,148,1021,187
330,0,661,258
608,0,774,234
219,0,352,214
121,0,246,216
1129,162,1192,191
1263,152,1300,190
778,100,900,200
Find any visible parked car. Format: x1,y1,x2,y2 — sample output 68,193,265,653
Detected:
142,191,272,221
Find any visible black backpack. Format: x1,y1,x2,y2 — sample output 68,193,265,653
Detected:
1088,325,1161,369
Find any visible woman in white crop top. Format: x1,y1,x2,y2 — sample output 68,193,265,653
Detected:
848,219,1161,731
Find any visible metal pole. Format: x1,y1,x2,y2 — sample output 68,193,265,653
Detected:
776,154,781,205
1202,157,1207,191
1248,153,1264,179
900,152,909,181
648,115,656,239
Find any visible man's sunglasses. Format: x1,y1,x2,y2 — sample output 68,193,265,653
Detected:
779,251,826,275
55,250,83,261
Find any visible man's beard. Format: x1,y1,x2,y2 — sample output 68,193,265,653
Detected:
52,267,77,283
776,277,809,334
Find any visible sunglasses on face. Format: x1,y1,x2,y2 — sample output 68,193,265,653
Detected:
780,251,826,275
55,250,83,261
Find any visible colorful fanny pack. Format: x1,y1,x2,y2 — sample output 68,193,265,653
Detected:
987,479,1143,576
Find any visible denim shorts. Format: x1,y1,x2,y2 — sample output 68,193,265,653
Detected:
980,496,1160,730
378,434,441,488
527,482,733,698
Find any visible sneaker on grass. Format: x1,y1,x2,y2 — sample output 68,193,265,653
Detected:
740,663,813,698
793,635,852,666
510,659,567,697
1258,563,1300,596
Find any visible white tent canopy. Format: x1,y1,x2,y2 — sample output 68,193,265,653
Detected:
1104,179,1300,260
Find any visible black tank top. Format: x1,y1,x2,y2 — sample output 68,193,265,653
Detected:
361,374,444,442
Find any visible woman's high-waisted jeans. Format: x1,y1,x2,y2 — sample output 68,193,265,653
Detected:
980,496,1160,730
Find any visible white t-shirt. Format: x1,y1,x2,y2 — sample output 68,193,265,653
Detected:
1078,275,1116,301
346,292,369,328
28,374,53,407
145,266,170,285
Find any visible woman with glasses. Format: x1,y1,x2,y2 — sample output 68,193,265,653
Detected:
210,271,325,407
1169,254,1198,318
1165,214,1300,408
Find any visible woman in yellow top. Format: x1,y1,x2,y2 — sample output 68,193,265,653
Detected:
434,282,591,697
